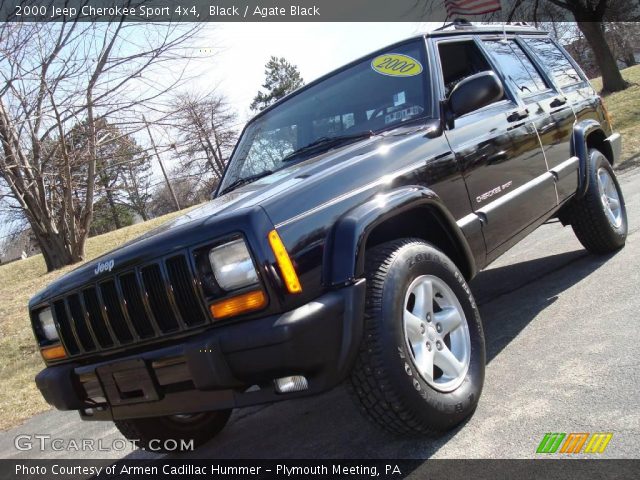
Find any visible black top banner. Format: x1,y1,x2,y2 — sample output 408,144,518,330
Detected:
2,0,637,22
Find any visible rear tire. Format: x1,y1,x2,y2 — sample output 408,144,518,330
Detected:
114,409,232,453
566,149,627,254
349,239,485,435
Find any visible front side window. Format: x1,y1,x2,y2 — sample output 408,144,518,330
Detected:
438,40,495,98
219,40,430,194
524,38,583,89
483,40,548,97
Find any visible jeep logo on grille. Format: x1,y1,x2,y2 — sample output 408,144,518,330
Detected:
94,259,115,275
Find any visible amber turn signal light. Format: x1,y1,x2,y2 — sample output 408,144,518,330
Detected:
40,344,67,361
210,290,267,319
268,229,302,294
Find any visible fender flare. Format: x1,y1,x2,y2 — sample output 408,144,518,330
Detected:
326,186,476,286
571,119,606,199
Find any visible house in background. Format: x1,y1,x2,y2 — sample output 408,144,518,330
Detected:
0,229,40,265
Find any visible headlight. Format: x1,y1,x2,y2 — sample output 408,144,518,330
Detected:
37,308,59,341
209,239,259,290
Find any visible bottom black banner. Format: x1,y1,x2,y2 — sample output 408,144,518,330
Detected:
2,459,640,480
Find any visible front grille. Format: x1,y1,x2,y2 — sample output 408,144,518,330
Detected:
53,300,79,355
83,288,114,349
67,294,96,352
99,281,134,344
141,264,179,332
119,273,155,338
47,252,209,356
166,255,207,327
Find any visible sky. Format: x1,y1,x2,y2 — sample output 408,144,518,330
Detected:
192,22,438,122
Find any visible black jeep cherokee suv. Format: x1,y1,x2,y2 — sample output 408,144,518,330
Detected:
30,24,626,450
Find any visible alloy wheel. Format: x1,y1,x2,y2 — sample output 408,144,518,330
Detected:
403,275,471,392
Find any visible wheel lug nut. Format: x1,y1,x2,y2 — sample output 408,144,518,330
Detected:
420,324,425,334
426,313,431,322
426,342,432,351
436,341,442,350
436,323,442,333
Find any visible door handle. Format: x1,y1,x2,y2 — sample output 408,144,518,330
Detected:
538,122,557,135
550,96,567,108
507,108,529,122
487,151,509,165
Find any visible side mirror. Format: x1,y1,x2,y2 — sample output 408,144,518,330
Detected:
448,71,504,120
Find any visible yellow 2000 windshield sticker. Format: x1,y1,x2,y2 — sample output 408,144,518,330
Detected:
371,53,423,77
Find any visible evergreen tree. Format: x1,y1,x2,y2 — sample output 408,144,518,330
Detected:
250,57,305,112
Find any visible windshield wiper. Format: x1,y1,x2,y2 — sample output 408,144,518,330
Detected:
219,131,374,196
281,130,375,163
218,170,274,196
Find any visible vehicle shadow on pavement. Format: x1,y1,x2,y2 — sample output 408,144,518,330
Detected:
471,249,614,364
123,249,616,460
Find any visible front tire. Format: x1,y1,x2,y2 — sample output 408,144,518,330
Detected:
114,409,232,453
566,148,627,254
349,239,485,435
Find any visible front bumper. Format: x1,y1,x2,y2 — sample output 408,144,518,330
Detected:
35,280,365,421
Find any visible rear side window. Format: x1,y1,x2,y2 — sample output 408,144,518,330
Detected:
483,40,548,97
524,38,583,88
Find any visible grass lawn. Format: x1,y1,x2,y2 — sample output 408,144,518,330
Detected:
591,65,640,170
1,66,639,431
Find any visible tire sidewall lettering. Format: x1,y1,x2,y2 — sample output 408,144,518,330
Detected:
386,243,484,419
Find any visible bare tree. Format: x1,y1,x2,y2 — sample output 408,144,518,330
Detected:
120,153,153,222
606,23,639,68
169,91,238,186
0,8,202,271
149,168,208,218
541,20,639,78
82,119,152,226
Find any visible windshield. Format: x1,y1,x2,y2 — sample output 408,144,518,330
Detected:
218,39,430,194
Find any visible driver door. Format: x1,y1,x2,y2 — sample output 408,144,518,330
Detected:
436,37,557,255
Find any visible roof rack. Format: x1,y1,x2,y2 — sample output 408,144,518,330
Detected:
434,20,533,32
434,18,474,31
